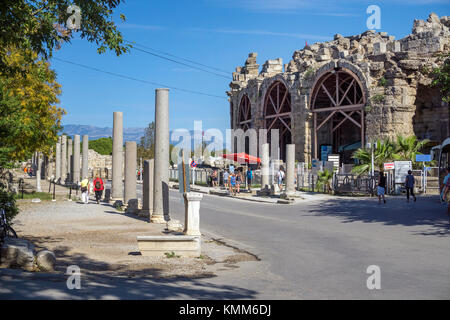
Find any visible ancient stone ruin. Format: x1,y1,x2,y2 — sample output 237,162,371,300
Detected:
228,13,450,164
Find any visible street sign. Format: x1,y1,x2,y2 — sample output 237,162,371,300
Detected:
178,164,190,193
415,154,431,162
384,162,395,170
190,161,197,168
394,161,412,184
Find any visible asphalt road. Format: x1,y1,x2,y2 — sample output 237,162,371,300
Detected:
2,181,448,299
166,188,450,299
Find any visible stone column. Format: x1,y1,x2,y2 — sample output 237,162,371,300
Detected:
47,154,54,180
36,152,42,192
61,135,67,184
67,138,73,183
152,89,170,224
73,135,81,184
112,112,124,200
261,143,270,189
140,159,154,218
124,141,137,205
82,135,89,180
55,137,61,182
183,192,203,236
285,144,295,195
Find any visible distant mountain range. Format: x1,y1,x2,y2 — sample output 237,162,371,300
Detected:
62,124,146,142
62,125,201,145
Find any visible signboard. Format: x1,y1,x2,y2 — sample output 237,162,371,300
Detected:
394,161,412,184
321,145,332,161
415,154,431,162
178,164,190,193
190,161,197,168
312,159,319,168
384,162,395,170
327,154,340,171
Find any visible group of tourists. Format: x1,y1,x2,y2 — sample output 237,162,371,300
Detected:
377,168,450,215
23,166,34,177
377,169,417,204
79,175,104,205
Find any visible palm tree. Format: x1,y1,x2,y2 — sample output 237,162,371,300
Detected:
352,139,396,175
317,169,333,193
394,135,429,166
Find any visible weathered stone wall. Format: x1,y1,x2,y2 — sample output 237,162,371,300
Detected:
228,13,450,164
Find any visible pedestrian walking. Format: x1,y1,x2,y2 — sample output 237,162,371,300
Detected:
236,170,242,193
277,168,285,191
80,177,90,204
229,173,236,196
212,170,218,187
441,167,450,217
405,170,416,203
93,175,104,204
441,167,450,203
223,170,229,188
247,168,253,190
377,169,387,204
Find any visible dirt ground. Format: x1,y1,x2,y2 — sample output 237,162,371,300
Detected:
12,199,258,280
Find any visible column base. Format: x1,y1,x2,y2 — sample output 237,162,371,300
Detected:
184,230,202,236
138,210,152,218
150,215,166,224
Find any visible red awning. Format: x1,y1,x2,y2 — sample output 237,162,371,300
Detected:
222,153,261,164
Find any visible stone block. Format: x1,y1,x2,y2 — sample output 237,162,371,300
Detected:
36,250,56,272
387,41,401,52
0,238,35,271
126,199,139,215
166,219,183,232
373,42,387,54
317,55,331,62
137,235,201,258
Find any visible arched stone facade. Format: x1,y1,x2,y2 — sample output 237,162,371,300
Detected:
227,13,450,164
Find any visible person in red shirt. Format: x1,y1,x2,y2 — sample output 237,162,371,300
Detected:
93,175,104,204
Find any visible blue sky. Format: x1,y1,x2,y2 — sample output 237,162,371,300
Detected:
53,0,450,134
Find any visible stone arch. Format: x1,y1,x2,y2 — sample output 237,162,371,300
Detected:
238,94,252,130
309,64,367,163
263,79,292,161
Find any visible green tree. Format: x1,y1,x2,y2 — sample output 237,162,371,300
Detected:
431,53,450,103
87,137,113,156
352,139,396,175
0,0,130,75
317,169,333,193
137,122,155,160
394,135,429,167
0,47,65,168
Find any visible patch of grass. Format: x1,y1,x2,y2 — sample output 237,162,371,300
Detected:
378,77,387,87
249,184,261,189
371,94,385,104
14,192,53,201
165,251,180,259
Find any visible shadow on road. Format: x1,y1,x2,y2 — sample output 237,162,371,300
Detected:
304,196,450,237
0,244,257,300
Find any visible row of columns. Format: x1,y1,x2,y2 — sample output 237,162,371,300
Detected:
110,89,170,224
53,134,89,185
260,143,296,195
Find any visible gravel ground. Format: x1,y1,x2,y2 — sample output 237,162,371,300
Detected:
11,198,257,280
